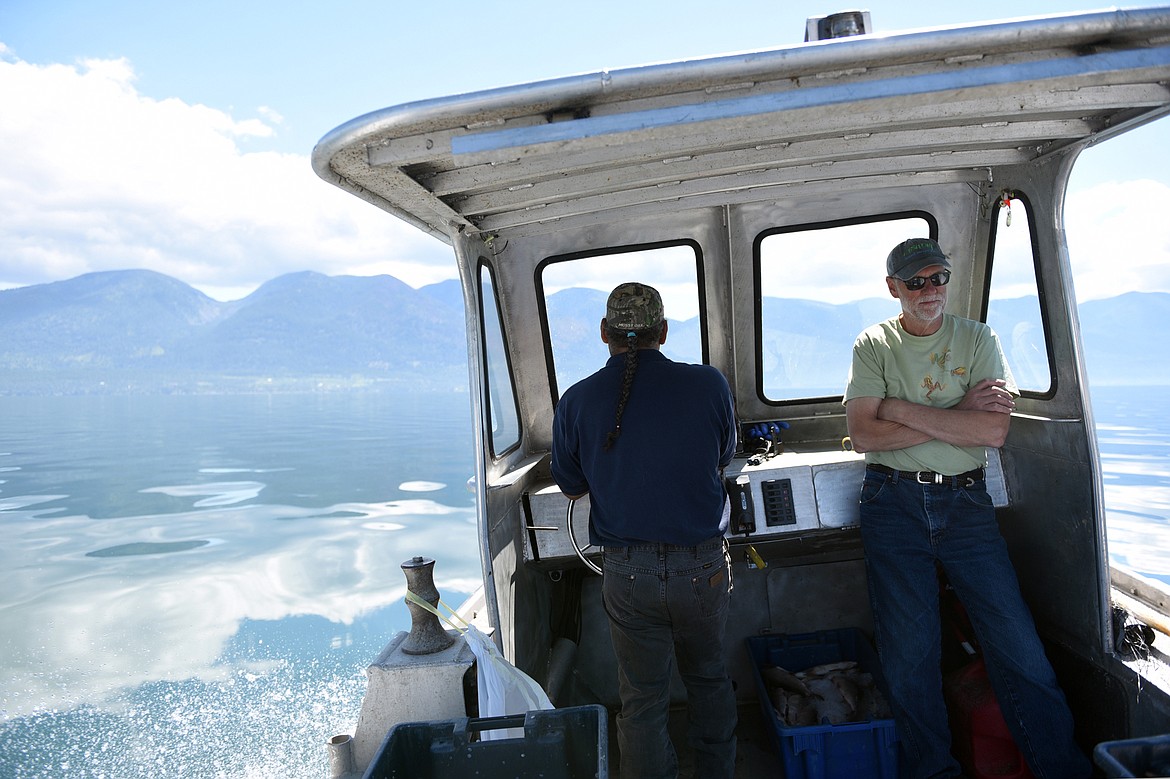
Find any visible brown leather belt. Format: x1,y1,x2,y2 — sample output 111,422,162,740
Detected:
866,463,984,488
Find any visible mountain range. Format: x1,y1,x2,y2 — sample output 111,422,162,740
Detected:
0,270,468,394
0,269,1166,394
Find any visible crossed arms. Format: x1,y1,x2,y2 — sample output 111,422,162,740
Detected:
845,378,1015,453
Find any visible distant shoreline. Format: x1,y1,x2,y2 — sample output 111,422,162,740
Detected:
3,376,1165,398
0,370,471,397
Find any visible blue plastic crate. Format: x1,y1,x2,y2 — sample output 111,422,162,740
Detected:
363,704,608,779
747,628,900,779
1094,734,1170,777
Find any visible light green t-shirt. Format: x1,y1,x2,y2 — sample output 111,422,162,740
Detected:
844,313,1017,474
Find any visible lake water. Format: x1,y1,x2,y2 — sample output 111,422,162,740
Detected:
0,391,480,778
1,385,1167,778
1091,385,1170,587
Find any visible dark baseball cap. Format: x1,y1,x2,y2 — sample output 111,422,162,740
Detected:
886,238,952,280
605,282,664,331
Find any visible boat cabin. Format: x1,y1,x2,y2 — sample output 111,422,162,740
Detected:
314,8,1170,774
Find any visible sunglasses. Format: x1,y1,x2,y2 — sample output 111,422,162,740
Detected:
899,270,951,291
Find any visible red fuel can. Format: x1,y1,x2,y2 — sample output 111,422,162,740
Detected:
944,659,1034,779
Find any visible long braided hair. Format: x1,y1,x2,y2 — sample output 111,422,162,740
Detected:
603,326,661,451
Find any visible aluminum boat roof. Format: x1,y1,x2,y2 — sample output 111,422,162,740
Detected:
313,7,1170,245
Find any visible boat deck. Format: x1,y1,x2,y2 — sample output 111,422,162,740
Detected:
602,701,780,778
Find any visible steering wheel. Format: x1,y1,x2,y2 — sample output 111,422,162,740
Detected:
566,498,603,575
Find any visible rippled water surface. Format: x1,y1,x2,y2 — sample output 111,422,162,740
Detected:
1092,385,1170,587
0,391,478,778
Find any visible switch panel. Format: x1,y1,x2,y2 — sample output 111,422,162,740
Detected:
761,478,797,527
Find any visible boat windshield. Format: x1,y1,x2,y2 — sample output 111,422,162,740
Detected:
541,244,704,397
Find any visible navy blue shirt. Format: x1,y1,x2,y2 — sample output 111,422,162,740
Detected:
551,350,737,547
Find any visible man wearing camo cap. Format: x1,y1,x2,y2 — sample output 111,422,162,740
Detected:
552,282,738,779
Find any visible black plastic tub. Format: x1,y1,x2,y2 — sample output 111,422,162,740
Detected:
363,704,608,779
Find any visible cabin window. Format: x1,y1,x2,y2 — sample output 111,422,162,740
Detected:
986,193,1053,395
479,263,521,456
756,215,930,401
540,243,704,398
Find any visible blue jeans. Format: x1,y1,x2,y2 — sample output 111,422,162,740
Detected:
859,468,1090,779
601,538,737,779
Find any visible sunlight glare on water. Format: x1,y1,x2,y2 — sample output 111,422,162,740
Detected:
0,392,479,779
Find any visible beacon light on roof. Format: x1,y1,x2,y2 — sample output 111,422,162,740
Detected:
805,10,872,41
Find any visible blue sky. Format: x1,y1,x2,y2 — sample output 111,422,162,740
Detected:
1,0,1168,302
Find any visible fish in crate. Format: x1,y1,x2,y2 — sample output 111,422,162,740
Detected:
762,660,893,726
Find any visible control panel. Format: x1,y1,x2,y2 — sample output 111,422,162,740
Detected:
724,449,867,537
521,447,1006,566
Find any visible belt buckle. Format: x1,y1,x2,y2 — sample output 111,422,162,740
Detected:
916,471,943,485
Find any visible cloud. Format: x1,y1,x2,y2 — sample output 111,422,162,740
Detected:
2,48,1168,305
0,52,453,300
1065,179,1170,302
0,495,480,717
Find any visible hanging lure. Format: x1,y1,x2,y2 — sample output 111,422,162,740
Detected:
1000,191,1014,227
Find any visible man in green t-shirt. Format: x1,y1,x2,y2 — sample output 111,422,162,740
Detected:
844,237,1088,779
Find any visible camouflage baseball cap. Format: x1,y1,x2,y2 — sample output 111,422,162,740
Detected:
886,237,952,280
605,282,664,331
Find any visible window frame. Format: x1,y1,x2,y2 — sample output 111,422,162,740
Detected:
536,239,708,404
984,191,1057,400
477,259,522,459
753,211,938,405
